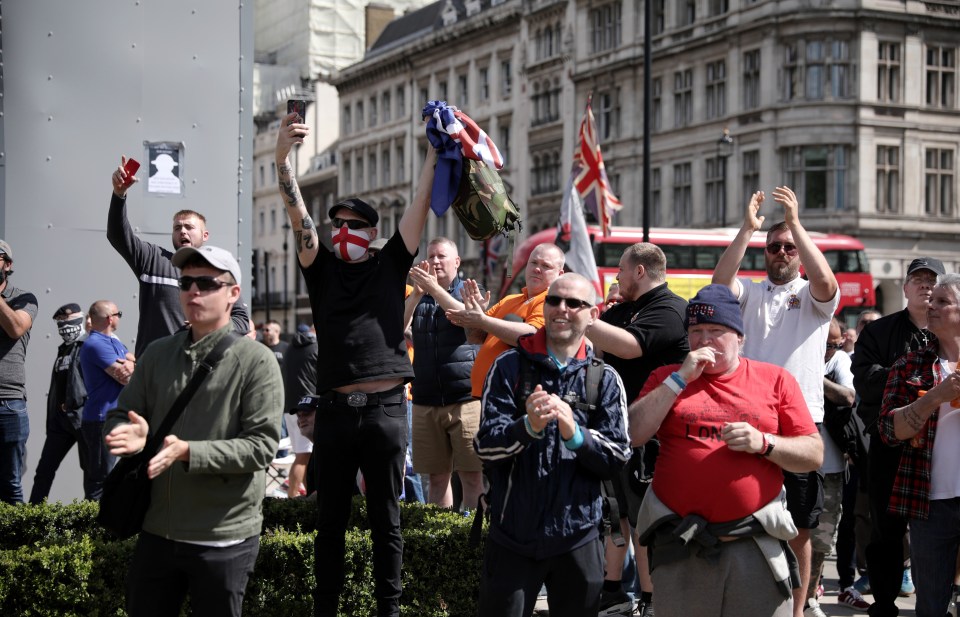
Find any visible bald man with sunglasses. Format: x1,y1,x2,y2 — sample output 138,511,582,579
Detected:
713,187,839,617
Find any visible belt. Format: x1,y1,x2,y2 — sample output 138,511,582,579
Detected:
321,386,405,408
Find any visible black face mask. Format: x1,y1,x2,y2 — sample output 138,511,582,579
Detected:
57,317,84,344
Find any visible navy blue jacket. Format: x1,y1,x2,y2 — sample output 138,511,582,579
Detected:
474,329,631,559
411,278,477,405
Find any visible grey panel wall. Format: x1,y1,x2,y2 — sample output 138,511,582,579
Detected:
2,1,254,502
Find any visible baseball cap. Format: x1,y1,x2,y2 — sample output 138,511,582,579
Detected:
288,394,321,415
0,240,12,260
906,257,945,277
53,303,83,320
328,198,378,227
172,245,242,286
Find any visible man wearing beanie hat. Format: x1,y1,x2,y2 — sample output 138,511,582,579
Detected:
277,111,435,617
0,240,38,504
713,188,839,617
630,284,823,617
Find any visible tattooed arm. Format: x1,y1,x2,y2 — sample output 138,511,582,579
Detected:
276,112,319,268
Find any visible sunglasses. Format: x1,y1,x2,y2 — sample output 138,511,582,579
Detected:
826,342,844,350
765,242,798,256
111,311,123,319
179,275,231,292
331,218,370,231
544,295,593,310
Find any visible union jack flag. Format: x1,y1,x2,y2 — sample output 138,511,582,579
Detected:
572,98,622,236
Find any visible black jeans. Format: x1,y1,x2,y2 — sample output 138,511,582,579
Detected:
313,397,406,617
126,532,260,617
29,408,85,504
865,442,908,617
80,420,115,500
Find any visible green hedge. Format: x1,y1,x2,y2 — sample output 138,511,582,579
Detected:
0,498,483,616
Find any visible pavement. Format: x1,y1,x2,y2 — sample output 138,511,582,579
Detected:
533,554,918,615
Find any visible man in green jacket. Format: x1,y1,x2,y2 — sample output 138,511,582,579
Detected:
104,245,283,617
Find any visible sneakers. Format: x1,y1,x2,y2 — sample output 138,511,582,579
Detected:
803,599,827,617
816,582,824,600
853,574,871,595
900,568,915,596
598,589,633,616
838,586,872,611
634,600,654,616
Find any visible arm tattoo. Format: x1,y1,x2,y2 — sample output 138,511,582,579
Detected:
279,177,300,208
903,404,926,432
301,216,316,249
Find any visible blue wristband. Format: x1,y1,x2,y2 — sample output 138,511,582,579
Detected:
669,372,687,390
524,416,545,439
562,424,584,450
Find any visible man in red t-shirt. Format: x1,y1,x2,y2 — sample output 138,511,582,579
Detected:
630,285,823,617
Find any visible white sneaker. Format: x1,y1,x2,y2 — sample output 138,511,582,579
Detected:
803,599,827,617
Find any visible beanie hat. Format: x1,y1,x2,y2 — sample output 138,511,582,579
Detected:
686,284,745,335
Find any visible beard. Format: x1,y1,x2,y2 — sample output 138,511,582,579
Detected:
767,261,799,285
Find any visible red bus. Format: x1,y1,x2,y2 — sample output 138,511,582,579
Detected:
501,226,875,324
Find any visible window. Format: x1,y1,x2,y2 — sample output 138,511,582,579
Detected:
652,0,665,35
531,150,561,195
742,150,760,206
673,69,693,128
785,39,852,101
651,168,662,226
382,148,391,187
705,156,726,224
783,145,849,211
343,159,352,194
706,60,726,119
679,0,695,27
270,162,276,184
876,145,900,213
652,77,662,132
743,49,761,110
356,101,364,131
500,59,513,96
356,157,364,192
596,90,620,140
258,211,265,236
499,121,512,164
708,0,728,17
382,92,391,122
479,67,490,101
396,145,405,183
396,86,406,119
439,80,448,101
258,164,264,188
457,73,468,106
925,45,956,108
925,148,955,216
368,153,377,189
532,80,561,125
271,208,277,233
369,96,378,126
590,2,622,53
342,105,352,135
673,163,693,225
419,86,429,107
878,42,901,103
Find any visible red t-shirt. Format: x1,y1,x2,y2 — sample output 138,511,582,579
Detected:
641,358,815,522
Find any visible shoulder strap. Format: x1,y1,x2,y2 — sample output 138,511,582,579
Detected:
584,358,604,410
143,331,242,455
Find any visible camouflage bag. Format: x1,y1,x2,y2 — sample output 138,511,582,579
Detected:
450,158,522,241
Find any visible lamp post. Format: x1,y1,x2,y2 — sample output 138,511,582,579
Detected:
716,128,734,227
282,220,291,333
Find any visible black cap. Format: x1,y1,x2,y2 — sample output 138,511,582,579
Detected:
328,198,378,227
907,257,946,277
53,303,82,320
288,394,321,415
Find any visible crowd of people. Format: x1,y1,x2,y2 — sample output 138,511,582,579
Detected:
0,108,957,617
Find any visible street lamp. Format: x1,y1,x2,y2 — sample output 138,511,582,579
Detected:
716,128,734,227
282,220,291,333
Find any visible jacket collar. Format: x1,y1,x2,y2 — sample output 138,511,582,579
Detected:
517,328,591,368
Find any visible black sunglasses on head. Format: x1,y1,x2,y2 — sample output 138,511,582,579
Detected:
179,275,231,292
331,217,370,230
544,295,593,310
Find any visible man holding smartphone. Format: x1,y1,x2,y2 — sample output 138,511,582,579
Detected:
107,160,251,356
276,110,434,617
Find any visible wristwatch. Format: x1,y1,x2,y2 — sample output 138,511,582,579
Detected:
760,432,776,457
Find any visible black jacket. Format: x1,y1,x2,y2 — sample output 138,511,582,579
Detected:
411,278,477,405
284,331,318,412
46,340,86,431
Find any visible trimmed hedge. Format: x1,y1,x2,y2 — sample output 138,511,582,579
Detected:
0,498,483,616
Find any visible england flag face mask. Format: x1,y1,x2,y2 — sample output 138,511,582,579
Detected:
331,226,372,262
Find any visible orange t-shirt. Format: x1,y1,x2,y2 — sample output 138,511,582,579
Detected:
470,287,548,398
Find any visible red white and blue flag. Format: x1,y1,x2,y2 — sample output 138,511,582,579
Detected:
572,98,622,236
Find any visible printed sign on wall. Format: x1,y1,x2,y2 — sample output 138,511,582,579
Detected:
147,141,185,196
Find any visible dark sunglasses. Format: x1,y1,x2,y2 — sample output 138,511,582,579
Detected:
110,311,123,319
544,295,593,310
765,242,798,256
826,342,844,350
332,218,370,231
179,275,231,292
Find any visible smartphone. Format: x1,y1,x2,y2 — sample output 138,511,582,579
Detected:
287,99,306,124
122,158,140,187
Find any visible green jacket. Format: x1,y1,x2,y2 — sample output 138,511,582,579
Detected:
104,324,284,542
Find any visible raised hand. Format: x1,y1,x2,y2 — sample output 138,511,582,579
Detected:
771,186,799,226
743,190,765,232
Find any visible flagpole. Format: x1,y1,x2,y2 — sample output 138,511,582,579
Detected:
642,0,652,244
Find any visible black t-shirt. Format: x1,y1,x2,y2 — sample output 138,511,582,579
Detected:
301,230,416,392
52,343,78,408
600,283,690,403
265,340,290,372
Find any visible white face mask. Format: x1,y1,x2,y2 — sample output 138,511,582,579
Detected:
57,317,84,344
331,227,372,261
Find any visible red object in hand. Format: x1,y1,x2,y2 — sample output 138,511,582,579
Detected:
122,158,140,187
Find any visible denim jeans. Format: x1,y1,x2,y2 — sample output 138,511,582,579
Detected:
910,498,960,617
0,399,29,504
80,421,116,500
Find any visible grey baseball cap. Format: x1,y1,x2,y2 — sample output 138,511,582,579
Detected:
0,240,12,260
172,245,242,286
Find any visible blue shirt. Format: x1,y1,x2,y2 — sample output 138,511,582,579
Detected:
79,331,129,423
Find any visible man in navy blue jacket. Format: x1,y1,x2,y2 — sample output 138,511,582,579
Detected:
475,273,631,617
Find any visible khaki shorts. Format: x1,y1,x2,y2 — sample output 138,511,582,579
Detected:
412,399,483,474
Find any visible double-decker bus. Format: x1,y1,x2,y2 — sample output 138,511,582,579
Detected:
501,226,875,324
